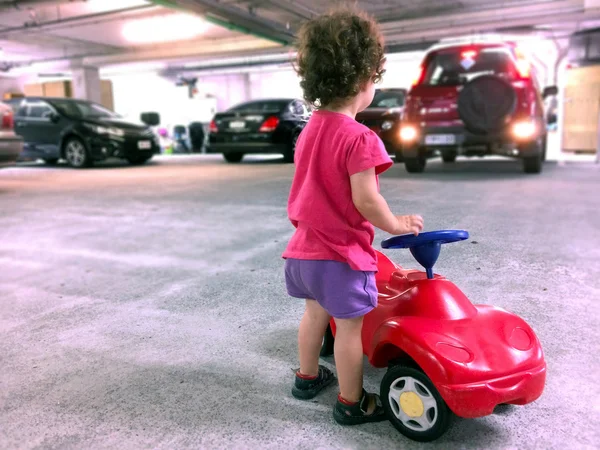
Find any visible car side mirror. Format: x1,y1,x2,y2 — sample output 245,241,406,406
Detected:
543,86,558,98
141,112,160,126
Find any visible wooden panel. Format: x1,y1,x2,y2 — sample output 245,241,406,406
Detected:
24,83,44,96
563,65,600,153
100,80,114,111
42,81,72,98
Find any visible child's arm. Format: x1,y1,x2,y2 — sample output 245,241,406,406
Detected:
350,168,423,235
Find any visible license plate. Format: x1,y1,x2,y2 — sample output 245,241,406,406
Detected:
229,121,246,129
425,134,456,145
138,140,151,149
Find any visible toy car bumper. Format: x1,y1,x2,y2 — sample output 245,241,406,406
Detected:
437,362,546,418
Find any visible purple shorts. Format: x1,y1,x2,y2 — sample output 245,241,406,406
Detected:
284,258,378,319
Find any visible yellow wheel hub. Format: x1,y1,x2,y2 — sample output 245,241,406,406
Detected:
399,391,424,418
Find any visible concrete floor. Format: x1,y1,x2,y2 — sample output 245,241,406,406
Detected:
1,154,599,450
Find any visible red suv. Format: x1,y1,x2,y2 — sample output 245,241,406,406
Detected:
399,42,558,174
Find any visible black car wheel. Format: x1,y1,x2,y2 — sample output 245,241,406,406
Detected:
223,153,244,163
127,155,152,165
520,139,544,174
381,365,451,442
44,158,59,165
442,151,457,163
64,137,92,168
320,325,335,357
284,130,300,164
405,151,427,173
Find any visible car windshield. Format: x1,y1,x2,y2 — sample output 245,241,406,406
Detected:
368,91,405,108
49,99,119,119
422,48,519,86
229,100,288,113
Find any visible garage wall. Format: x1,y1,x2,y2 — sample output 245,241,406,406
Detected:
0,76,28,98
110,73,217,131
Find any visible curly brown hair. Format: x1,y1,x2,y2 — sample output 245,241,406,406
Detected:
295,7,386,108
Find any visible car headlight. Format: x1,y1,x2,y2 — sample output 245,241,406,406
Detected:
84,123,125,137
381,120,394,131
400,125,418,142
512,121,536,140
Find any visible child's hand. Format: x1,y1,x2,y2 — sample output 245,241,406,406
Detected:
393,215,424,236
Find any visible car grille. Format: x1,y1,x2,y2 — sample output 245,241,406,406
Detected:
124,129,154,138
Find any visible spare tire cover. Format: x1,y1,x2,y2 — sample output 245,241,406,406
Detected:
457,75,517,135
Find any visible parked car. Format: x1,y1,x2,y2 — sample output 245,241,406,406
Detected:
5,97,160,168
207,98,311,163
0,101,23,168
356,88,407,159
399,42,558,173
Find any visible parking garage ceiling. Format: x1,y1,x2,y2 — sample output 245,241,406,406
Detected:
0,0,599,74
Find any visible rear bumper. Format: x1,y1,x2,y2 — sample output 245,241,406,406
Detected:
437,363,546,418
206,142,288,154
0,137,23,168
402,124,542,158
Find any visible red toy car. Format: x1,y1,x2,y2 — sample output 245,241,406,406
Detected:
321,230,546,442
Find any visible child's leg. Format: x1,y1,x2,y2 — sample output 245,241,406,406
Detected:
333,316,364,402
333,316,384,421
298,299,331,376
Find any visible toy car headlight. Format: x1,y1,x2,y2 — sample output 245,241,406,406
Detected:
382,120,394,131
507,327,533,351
435,342,473,363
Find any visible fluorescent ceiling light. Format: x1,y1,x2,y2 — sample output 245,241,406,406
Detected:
123,14,210,44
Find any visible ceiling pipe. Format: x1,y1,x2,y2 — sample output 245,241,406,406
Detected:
380,0,583,31
0,0,85,12
385,8,600,43
0,4,157,37
373,0,569,21
261,0,317,20
149,0,295,45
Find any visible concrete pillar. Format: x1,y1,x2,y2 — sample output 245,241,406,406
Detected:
71,66,102,104
243,72,252,100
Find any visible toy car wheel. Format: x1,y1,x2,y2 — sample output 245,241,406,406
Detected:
320,325,334,357
381,365,450,442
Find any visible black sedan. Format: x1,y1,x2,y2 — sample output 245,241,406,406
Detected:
6,97,160,168
207,98,311,163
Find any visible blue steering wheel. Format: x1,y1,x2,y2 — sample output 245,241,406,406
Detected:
381,230,469,279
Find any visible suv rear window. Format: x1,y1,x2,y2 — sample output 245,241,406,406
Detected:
422,48,519,86
368,90,405,108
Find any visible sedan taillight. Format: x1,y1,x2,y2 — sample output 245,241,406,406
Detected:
1,110,14,130
209,120,218,133
259,116,279,133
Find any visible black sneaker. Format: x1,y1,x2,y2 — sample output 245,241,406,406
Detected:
291,365,336,400
333,389,387,425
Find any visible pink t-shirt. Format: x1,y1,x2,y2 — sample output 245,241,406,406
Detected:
282,110,393,271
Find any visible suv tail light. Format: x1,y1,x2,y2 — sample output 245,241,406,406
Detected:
411,65,424,87
1,109,14,130
461,50,478,60
209,120,218,133
259,116,279,132
514,46,531,79
515,58,531,79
